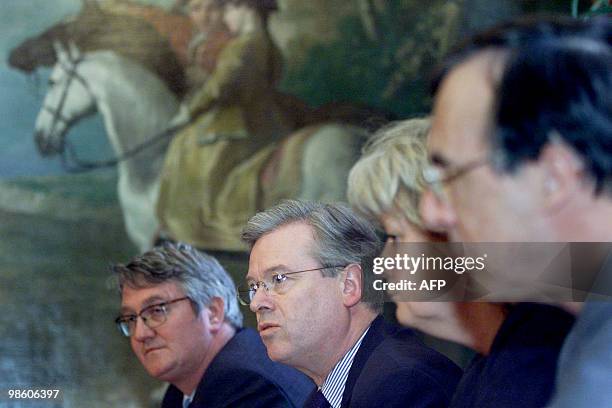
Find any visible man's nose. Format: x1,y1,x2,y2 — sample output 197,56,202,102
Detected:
249,286,274,313
132,317,155,342
419,189,456,233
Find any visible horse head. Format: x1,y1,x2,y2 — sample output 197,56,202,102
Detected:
34,42,96,157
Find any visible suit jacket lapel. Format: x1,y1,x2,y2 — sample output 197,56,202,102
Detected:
340,315,388,408
161,384,184,408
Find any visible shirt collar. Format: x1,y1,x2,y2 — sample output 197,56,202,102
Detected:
182,390,196,408
320,325,371,408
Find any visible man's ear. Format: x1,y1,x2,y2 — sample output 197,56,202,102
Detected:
340,264,363,308
539,135,585,212
205,297,225,332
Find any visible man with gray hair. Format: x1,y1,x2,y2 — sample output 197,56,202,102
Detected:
112,242,314,408
241,200,461,408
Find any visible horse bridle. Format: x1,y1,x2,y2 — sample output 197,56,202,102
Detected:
43,53,92,146
43,51,191,173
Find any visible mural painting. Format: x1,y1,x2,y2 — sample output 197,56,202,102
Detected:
1,0,589,406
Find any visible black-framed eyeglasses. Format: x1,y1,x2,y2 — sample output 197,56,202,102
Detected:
115,296,191,337
238,265,347,306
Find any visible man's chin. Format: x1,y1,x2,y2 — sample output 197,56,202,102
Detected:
147,363,178,382
264,342,291,364
141,353,177,381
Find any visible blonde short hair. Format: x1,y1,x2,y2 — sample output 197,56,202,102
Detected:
347,117,430,227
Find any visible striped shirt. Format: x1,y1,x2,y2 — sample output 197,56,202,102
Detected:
320,326,371,408
182,390,195,408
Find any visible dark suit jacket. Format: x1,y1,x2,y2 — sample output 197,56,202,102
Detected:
162,328,314,408
449,303,575,408
304,315,462,408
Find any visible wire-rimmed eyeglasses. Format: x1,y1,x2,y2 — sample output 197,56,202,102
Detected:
115,296,191,337
423,154,500,200
238,265,347,306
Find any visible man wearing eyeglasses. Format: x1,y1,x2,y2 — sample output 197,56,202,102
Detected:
112,242,314,408
419,15,612,408
241,200,461,408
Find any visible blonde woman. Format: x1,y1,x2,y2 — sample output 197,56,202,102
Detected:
348,118,503,344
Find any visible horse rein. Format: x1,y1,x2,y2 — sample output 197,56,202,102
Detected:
45,53,191,173
61,120,190,173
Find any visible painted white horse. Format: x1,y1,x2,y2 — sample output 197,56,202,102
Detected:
34,43,367,251
34,43,180,251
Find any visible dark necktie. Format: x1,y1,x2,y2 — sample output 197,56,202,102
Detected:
305,389,331,408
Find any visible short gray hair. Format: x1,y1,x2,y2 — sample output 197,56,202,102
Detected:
347,118,430,227
111,242,243,329
241,200,383,313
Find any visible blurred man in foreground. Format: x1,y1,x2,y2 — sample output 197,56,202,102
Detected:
420,16,612,408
